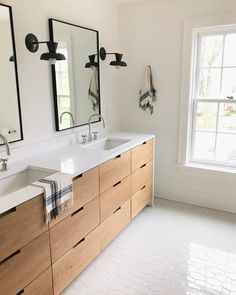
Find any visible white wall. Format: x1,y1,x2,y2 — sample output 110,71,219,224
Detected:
118,0,236,212
0,0,120,156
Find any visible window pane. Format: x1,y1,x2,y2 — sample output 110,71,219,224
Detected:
223,33,236,66
215,134,236,164
218,103,236,133
195,102,217,131
193,132,215,161
221,68,236,99
56,72,70,95
200,35,223,67
197,69,221,98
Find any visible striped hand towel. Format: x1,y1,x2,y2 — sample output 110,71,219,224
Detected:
88,67,99,111
139,65,157,115
33,173,73,222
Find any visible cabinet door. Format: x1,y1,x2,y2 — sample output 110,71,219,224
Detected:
53,226,101,295
100,199,131,250
132,139,153,172
0,232,51,295
50,197,100,263
23,267,53,295
132,160,153,195
0,194,48,263
50,167,99,227
131,182,152,218
100,175,131,222
100,151,131,193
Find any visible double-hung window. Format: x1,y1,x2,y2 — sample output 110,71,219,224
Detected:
190,27,236,168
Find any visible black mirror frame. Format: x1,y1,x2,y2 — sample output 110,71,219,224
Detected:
0,3,23,144
48,18,101,132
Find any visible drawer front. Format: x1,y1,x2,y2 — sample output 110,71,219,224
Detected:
100,150,131,193
100,199,131,250
23,267,53,295
53,226,101,295
131,160,153,195
100,175,131,222
50,197,100,263
132,139,153,172
0,232,51,295
50,167,99,227
132,182,152,218
0,194,48,263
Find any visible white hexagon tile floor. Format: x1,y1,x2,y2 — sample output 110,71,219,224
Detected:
62,199,236,295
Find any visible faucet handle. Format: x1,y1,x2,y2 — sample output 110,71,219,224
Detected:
81,135,87,144
92,131,98,140
0,158,8,171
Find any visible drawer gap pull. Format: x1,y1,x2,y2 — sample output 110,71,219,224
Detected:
115,154,121,159
142,141,147,145
71,206,84,217
74,173,83,180
141,185,146,191
113,181,121,187
16,290,24,295
73,237,85,249
113,206,121,214
0,249,20,266
140,163,146,169
0,207,16,218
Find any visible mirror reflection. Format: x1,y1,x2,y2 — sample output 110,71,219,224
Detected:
49,19,101,131
0,4,23,143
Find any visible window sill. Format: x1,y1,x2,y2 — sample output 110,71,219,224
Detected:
177,162,236,181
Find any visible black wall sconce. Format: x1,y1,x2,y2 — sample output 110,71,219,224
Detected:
25,33,66,65
85,47,127,69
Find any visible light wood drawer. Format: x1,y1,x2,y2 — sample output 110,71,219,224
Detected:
131,160,153,195
50,167,99,227
132,139,153,172
100,175,131,222
0,231,51,295
100,199,131,250
50,197,100,263
23,267,53,295
100,151,131,193
53,226,101,295
0,194,48,263
131,182,152,218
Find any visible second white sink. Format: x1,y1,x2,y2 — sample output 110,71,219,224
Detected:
86,138,131,151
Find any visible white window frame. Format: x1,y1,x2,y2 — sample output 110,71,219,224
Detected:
178,14,236,172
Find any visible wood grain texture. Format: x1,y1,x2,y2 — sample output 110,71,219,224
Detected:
50,167,99,227
131,182,152,218
53,226,101,295
131,160,153,195
100,150,131,193
0,194,48,263
0,232,51,295
100,199,131,250
23,267,53,295
131,139,153,172
50,197,100,263
100,175,131,222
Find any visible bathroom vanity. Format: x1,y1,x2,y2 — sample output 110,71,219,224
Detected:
0,133,154,295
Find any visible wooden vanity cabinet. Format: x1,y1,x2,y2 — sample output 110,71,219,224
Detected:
0,138,154,295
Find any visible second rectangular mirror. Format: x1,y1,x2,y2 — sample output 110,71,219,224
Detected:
49,18,101,131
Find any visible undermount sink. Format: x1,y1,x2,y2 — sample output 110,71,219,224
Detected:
0,167,55,197
86,138,131,151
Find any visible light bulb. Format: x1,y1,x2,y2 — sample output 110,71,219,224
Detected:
49,58,57,65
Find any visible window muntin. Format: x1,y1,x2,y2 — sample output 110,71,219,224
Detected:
191,29,236,168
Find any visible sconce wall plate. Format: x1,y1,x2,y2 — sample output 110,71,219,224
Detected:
25,33,39,52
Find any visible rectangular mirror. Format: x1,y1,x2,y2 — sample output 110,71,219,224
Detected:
0,4,23,143
49,18,101,131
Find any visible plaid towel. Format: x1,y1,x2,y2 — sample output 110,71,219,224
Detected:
33,172,73,222
139,65,157,115
88,67,99,111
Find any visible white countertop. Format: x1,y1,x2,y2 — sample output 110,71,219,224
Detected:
0,132,154,214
